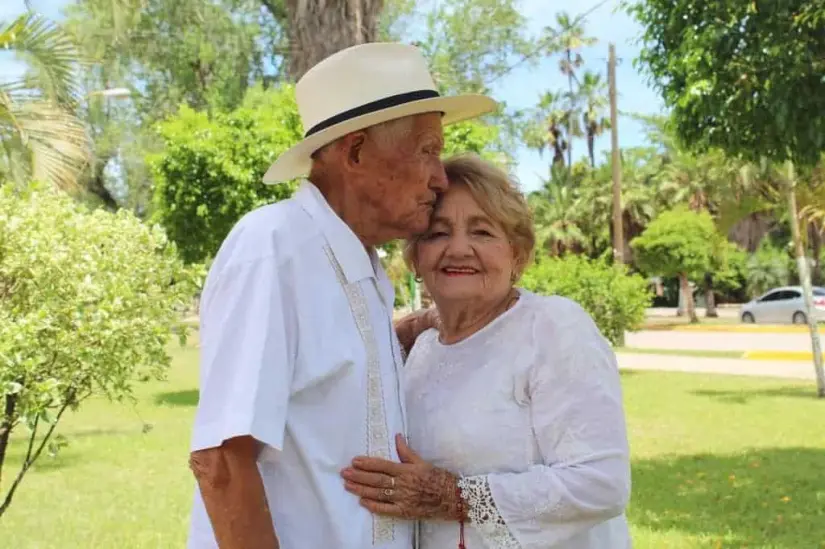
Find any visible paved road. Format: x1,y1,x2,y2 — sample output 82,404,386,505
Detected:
617,353,816,381
625,330,816,352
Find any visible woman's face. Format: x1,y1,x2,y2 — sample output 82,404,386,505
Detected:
415,184,517,304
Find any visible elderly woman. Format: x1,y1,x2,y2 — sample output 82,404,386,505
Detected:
341,154,631,548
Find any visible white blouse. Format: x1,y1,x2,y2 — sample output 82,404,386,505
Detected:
404,290,632,549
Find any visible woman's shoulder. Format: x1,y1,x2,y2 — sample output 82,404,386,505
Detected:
405,327,440,363
519,290,595,322
518,290,603,341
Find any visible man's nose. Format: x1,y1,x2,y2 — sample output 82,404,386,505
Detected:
429,161,448,192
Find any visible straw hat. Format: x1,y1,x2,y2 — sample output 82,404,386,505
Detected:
263,42,497,184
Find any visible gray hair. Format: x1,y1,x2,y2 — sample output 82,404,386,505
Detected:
365,116,415,151
311,115,416,162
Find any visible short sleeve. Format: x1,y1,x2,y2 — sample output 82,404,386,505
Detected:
190,255,296,457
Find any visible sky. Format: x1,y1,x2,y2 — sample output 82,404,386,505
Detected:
1,0,665,193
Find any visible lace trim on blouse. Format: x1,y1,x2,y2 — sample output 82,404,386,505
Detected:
457,475,521,548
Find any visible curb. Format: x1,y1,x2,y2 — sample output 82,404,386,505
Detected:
641,324,825,334
742,350,825,362
620,348,821,362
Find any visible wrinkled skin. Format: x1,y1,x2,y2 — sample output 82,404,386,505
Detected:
341,434,467,521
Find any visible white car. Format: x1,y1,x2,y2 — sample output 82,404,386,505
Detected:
740,286,825,324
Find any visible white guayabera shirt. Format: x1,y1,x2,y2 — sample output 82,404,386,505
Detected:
187,181,413,549
405,290,632,549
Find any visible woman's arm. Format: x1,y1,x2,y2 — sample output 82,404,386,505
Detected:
457,300,630,548
394,307,439,356
345,299,630,548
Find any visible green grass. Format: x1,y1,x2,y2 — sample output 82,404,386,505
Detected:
618,347,745,359
2,338,824,548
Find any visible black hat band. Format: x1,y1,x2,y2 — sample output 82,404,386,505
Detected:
304,89,441,138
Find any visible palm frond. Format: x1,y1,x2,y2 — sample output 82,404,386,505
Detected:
0,13,83,108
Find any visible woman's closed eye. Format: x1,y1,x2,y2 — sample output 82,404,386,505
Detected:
425,230,449,239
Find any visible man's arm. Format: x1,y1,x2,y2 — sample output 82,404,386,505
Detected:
190,436,279,549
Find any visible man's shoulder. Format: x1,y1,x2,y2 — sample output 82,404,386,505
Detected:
216,196,317,267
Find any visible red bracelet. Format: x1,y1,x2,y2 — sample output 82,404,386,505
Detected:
456,485,466,549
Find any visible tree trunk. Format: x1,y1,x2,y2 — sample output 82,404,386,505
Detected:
0,393,17,486
810,224,822,285
680,273,698,323
704,272,718,317
565,48,574,169
587,129,595,168
86,159,119,211
283,0,385,81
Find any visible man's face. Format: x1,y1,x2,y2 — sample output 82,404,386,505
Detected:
356,113,448,240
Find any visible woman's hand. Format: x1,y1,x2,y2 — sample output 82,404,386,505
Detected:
394,308,439,355
341,434,464,521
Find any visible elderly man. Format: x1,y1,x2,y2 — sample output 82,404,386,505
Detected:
186,43,496,549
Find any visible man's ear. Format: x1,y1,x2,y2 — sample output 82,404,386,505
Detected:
344,131,368,168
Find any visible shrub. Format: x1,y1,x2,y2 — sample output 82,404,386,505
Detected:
520,254,652,345
0,183,199,516
149,84,303,264
745,241,793,298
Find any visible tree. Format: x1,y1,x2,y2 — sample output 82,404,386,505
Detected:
64,0,280,211
149,84,303,264
626,0,825,167
529,165,588,256
578,71,609,168
631,207,721,323
0,14,91,191
417,0,535,95
0,183,198,517
627,0,825,395
523,90,569,168
279,0,385,81
554,11,596,169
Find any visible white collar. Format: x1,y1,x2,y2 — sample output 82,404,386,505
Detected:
294,181,378,283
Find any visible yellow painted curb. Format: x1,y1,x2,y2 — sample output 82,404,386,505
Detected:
743,350,825,361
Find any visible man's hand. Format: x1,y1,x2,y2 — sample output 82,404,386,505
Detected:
190,436,280,549
394,308,439,355
340,434,466,521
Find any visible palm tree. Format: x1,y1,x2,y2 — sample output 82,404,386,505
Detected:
523,90,569,168
554,12,596,169
0,14,90,191
529,167,588,256
578,71,609,168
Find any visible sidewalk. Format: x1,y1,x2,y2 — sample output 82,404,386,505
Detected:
617,352,816,381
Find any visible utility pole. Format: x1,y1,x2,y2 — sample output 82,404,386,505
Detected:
608,43,624,264
785,164,825,397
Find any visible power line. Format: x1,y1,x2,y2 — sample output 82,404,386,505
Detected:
484,0,612,86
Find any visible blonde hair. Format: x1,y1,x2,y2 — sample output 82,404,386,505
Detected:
404,153,535,279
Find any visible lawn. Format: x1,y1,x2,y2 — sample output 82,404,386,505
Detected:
2,337,824,548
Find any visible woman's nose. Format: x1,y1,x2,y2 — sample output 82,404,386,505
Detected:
444,232,473,256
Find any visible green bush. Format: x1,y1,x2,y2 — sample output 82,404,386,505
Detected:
520,254,652,345
0,183,199,516
149,84,303,264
